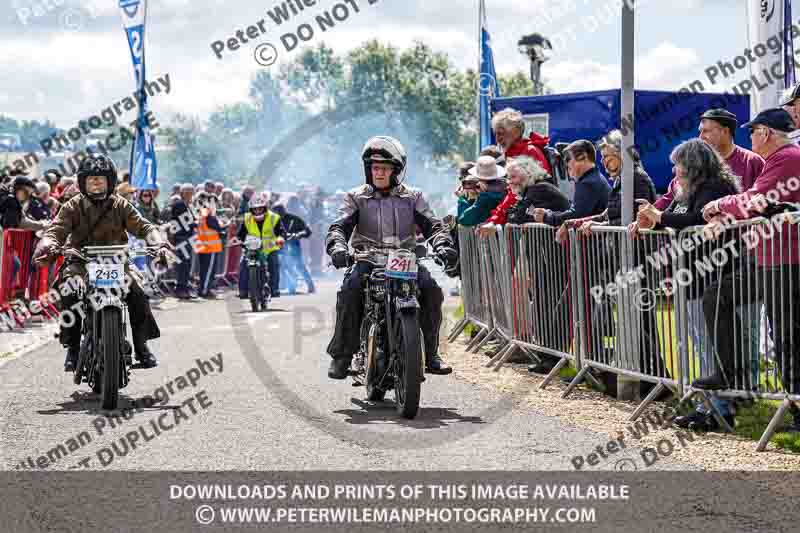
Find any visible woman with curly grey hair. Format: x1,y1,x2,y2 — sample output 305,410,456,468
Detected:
632,138,740,233
505,156,569,224
630,137,742,431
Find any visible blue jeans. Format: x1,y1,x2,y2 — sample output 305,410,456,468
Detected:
686,298,760,417
279,241,314,294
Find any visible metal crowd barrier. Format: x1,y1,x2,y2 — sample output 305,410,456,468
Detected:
454,212,800,452
447,226,493,350
0,229,35,328
481,227,519,369
570,226,681,416
506,223,582,390
674,214,800,449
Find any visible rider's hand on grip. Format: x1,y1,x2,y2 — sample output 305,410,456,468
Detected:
33,243,56,265
435,247,458,276
331,250,349,269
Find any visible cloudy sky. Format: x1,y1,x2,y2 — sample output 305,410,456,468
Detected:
0,0,789,129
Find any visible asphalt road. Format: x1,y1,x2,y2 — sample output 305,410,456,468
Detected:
0,274,694,471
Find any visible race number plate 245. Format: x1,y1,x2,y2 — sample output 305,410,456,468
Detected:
386,250,418,280
88,263,124,288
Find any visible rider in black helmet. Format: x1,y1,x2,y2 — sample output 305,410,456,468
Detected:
35,154,168,371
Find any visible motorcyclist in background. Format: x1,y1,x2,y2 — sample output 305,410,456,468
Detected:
325,136,459,379
237,193,285,299
34,154,169,371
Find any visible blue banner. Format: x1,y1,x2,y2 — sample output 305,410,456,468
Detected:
784,0,796,89
119,0,157,190
479,0,500,150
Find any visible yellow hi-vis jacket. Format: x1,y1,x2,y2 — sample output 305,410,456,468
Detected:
244,212,281,254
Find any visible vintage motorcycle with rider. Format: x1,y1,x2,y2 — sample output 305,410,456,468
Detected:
35,154,170,410
325,136,458,418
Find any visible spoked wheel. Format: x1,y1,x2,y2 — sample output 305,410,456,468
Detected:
365,323,386,401
100,308,122,410
249,266,261,312
394,312,422,419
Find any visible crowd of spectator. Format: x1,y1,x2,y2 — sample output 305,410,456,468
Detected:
453,99,800,434
0,168,347,329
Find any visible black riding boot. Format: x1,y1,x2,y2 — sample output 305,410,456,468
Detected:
64,345,79,372
326,288,363,379
418,286,452,375
58,287,82,372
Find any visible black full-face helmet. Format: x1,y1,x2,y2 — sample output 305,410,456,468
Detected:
77,153,118,203
361,136,407,189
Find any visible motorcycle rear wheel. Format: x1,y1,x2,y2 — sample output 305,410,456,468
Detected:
394,312,422,419
100,307,122,410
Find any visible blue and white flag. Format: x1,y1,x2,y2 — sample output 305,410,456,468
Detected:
747,0,796,112
479,0,500,150
118,0,157,190
783,0,795,90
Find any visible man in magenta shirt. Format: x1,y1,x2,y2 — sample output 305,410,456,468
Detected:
654,108,764,210
698,108,800,432
698,108,764,191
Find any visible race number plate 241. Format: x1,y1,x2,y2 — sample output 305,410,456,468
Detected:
385,250,418,280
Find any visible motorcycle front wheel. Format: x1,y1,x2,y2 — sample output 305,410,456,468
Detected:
365,323,385,401
394,312,422,419
249,265,261,312
100,307,122,410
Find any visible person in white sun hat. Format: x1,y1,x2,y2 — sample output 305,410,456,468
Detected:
456,155,508,227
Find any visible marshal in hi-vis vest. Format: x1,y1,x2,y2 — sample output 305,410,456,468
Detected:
195,209,222,254
244,211,280,254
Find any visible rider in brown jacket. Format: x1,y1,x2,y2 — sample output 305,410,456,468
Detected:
35,154,168,372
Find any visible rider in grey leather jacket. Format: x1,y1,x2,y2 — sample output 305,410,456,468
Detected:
325,136,458,379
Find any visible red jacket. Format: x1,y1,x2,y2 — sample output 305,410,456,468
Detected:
487,188,517,225
486,133,552,225
505,132,552,175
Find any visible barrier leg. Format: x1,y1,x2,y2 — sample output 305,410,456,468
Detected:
562,366,592,399
484,341,511,368
756,398,793,452
464,327,487,352
628,381,673,422
447,317,468,343
678,388,696,405
691,391,733,433
471,327,497,354
492,343,518,372
518,346,541,365
539,357,568,390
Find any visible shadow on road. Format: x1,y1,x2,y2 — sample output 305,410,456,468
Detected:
36,391,178,416
333,398,485,429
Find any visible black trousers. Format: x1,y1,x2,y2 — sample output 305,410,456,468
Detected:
704,261,800,394
58,273,160,352
327,263,443,361
197,253,216,296
175,238,193,291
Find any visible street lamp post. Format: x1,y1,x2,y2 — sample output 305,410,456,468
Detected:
518,33,552,95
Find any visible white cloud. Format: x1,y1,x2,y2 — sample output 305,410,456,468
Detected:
0,0,735,126
543,42,702,94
